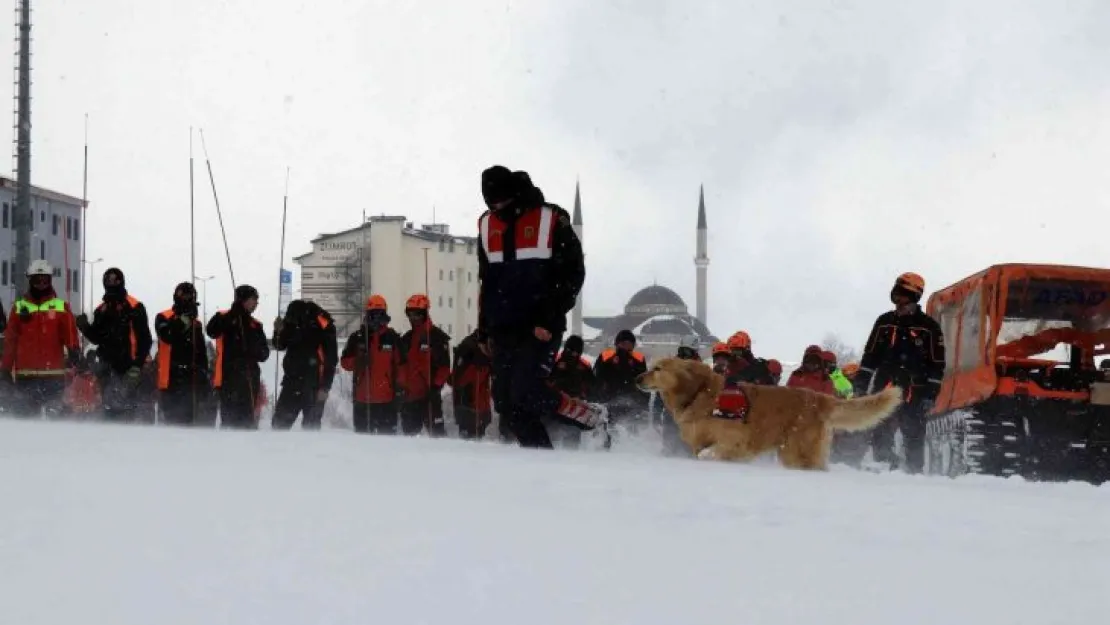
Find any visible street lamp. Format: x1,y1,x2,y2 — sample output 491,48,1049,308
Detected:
81,257,102,314
194,275,215,321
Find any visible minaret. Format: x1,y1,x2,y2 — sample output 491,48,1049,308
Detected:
571,181,584,337
695,185,709,327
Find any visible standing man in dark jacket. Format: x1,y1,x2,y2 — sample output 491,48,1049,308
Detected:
476,166,608,448
206,285,270,429
854,272,945,474
271,299,338,430
153,282,211,426
76,267,153,418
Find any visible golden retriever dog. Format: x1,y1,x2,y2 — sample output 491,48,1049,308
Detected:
637,357,903,470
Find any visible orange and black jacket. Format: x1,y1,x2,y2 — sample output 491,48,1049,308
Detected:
725,355,776,386
341,325,402,404
274,309,338,392
550,351,594,399
205,307,270,390
153,305,209,390
476,195,585,339
857,304,945,401
398,321,451,401
450,333,492,414
80,293,153,374
592,348,648,405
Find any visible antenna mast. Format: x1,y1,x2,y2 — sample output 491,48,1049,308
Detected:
12,0,32,287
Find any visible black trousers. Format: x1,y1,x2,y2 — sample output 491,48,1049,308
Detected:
490,330,567,449
8,377,66,417
871,398,930,473
400,394,446,436
218,380,259,430
352,401,397,434
272,376,324,430
159,375,213,426
455,406,492,440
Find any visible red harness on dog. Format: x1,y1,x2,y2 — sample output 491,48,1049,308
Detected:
714,384,750,421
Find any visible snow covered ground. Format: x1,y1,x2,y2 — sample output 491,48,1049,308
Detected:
2,418,1108,625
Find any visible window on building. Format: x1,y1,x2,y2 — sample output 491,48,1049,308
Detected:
447,324,452,334
73,218,80,241
52,267,61,278
52,215,59,236
438,240,445,252
1,260,7,286
3,202,8,228
448,297,453,308
65,217,71,239
449,270,453,281
449,240,455,253
468,271,472,283
71,269,79,292
39,240,45,259
438,269,443,280
467,297,471,309
40,210,45,223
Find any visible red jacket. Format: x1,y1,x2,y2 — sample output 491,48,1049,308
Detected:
398,320,451,401
786,369,836,395
1,290,79,377
341,326,402,404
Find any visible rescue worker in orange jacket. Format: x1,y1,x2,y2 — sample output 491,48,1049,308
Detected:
854,272,946,473
786,345,836,395
341,295,402,434
723,331,776,385
76,268,154,417
451,329,493,440
397,294,451,437
477,167,609,448
153,282,212,426
545,334,595,448
206,285,270,429
0,260,81,416
593,329,650,433
271,299,338,430
711,342,731,375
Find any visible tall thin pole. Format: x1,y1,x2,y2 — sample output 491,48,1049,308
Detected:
80,113,88,315
423,246,432,435
189,127,198,427
273,167,289,413
198,129,235,288
13,0,32,289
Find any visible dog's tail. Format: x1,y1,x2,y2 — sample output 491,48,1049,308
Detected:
827,386,903,432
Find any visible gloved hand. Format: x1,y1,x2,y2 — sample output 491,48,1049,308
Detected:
66,350,83,370
75,313,91,332
125,366,142,387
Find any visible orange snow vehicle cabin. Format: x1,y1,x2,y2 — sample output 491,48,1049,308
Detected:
925,263,1110,483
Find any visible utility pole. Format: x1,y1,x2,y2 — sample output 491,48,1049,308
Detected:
13,0,33,284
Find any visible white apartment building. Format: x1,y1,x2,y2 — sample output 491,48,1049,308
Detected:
0,175,86,315
293,215,480,341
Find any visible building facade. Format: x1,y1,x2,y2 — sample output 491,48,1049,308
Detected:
294,215,480,341
0,175,85,316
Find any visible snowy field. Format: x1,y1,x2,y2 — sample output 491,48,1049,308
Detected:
2,418,1108,625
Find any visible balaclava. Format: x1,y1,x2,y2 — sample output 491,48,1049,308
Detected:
102,267,127,301
481,165,518,210
233,284,259,313
172,282,198,316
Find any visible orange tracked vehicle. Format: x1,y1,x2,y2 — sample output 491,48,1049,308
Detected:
924,264,1110,483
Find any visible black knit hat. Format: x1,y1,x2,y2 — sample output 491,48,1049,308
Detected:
102,267,125,288
482,165,516,204
235,284,259,303
615,329,636,346
564,335,584,354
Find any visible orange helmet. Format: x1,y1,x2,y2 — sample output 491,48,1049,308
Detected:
366,294,388,311
727,331,751,350
842,363,860,378
820,350,837,365
895,272,925,295
405,293,431,310
711,341,731,357
767,359,783,377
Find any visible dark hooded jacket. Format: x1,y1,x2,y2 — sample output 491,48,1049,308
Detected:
274,299,338,391
206,284,270,391
78,268,153,374
153,282,209,388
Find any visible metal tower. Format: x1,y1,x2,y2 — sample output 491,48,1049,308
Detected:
12,0,32,285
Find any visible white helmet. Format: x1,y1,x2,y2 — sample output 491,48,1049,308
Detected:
26,259,53,277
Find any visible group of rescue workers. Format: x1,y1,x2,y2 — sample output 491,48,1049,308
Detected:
0,165,947,473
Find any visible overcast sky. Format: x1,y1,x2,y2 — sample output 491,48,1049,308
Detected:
10,0,1110,360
